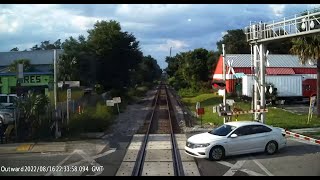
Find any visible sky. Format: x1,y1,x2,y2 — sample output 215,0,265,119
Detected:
0,4,319,69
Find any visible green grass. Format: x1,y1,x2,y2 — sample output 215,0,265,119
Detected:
182,93,320,130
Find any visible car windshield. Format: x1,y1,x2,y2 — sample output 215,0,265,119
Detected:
209,124,236,136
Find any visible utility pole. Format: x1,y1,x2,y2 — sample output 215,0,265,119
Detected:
222,44,227,123
53,49,60,138
170,47,172,57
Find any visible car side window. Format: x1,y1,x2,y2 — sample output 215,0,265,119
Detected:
232,126,252,136
251,125,272,134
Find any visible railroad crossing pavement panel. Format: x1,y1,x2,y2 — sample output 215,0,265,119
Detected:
115,134,144,176
175,133,201,176
142,162,174,176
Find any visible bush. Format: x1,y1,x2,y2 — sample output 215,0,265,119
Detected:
178,88,198,97
127,86,149,98
31,116,53,140
95,84,104,95
110,88,125,97
68,103,114,134
178,82,212,97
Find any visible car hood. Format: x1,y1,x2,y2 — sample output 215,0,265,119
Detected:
188,132,225,144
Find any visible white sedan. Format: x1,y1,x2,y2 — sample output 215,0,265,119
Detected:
185,121,287,160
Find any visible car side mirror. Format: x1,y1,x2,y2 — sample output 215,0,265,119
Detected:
230,134,238,138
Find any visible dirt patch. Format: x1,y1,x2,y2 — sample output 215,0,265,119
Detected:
104,89,157,137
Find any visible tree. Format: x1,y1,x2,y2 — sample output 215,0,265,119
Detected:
30,39,62,51
53,39,62,49
61,20,161,91
8,59,32,72
165,48,216,91
290,35,320,117
15,91,50,138
62,35,98,86
40,41,55,50
216,29,251,54
30,45,42,51
57,54,77,86
267,39,293,54
10,47,19,51
133,55,162,85
217,29,292,54
86,20,143,90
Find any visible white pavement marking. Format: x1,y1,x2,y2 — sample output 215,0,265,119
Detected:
217,161,234,167
46,148,116,176
223,160,246,176
251,157,274,176
45,150,78,176
241,169,266,176
218,160,266,176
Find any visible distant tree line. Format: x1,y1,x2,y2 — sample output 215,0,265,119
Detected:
10,20,162,94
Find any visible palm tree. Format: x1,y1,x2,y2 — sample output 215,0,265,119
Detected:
290,35,320,117
15,91,50,138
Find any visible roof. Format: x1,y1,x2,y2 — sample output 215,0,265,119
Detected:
0,64,52,74
225,121,264,127
226,54,316,68
0,72,53,76
0,49,64,66
266,67,296,75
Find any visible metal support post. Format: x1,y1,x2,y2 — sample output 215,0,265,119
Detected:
253,44,259,120
53,50,60,138
222,44,227,123
260,43,266,123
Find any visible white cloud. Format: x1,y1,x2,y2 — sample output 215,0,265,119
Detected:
308,4,320,9
269,4,286,17
0,17,19,33
70,16,101,31
121,22,155,30
0,4,104,35
156,39,189,52
0,4,314,69
115,4,191,22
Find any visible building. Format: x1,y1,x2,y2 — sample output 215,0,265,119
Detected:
0,49,63,96
212,54,317,93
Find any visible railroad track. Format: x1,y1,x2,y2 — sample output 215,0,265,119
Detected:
132,83,184,176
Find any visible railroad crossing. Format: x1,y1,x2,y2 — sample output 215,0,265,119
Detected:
243,8,320,123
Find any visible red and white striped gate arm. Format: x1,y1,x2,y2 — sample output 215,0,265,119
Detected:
285,130,320,145
231,109,268,115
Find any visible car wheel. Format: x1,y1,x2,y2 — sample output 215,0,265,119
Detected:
209,146,225,161
265,141,278,155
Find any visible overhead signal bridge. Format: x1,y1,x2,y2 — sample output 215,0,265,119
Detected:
241,8,320,123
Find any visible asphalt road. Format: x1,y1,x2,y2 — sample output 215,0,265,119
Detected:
194,137,320,176
0,134,132,176
1,135,319,176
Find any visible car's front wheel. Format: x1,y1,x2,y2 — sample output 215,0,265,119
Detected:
209,146,225,161
265,141,278,155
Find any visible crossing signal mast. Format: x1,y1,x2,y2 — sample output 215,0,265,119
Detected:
244,8,320,123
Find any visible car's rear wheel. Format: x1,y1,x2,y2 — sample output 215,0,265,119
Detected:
209,146,225,161
265,141,278,155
